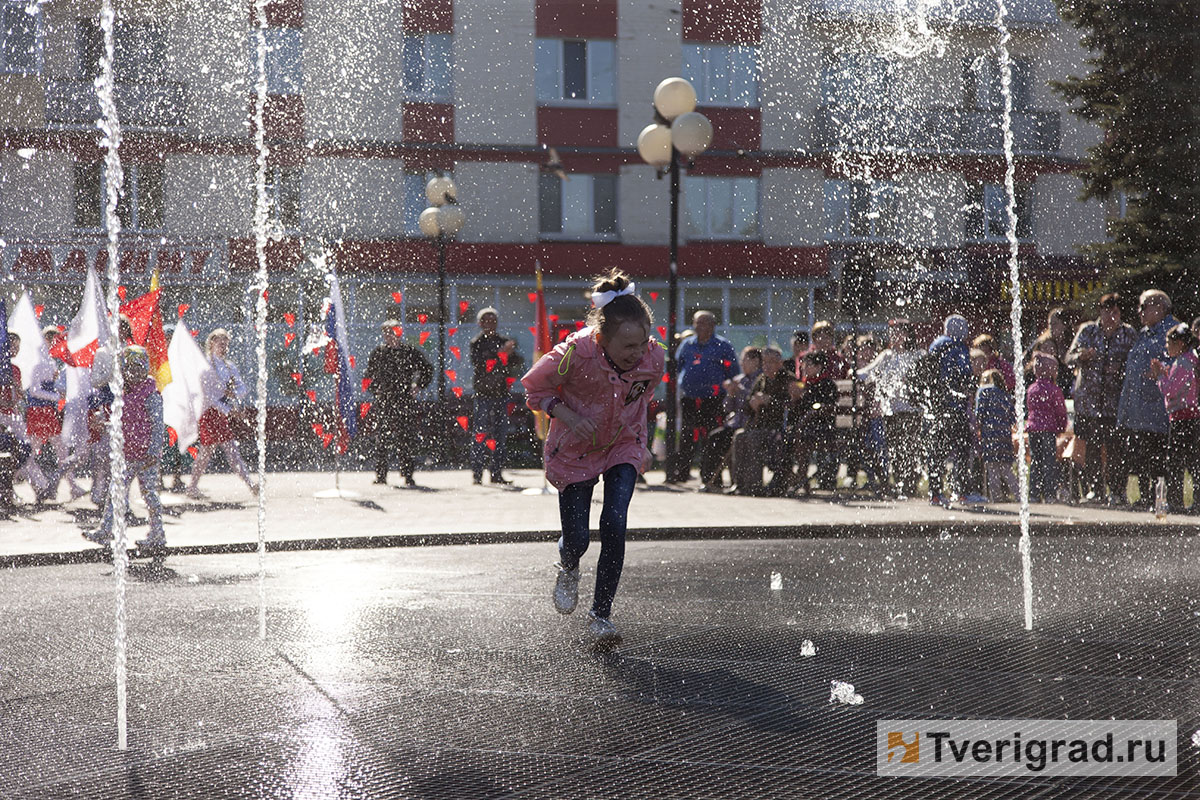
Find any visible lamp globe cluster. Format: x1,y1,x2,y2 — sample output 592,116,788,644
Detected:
636,77,713,167
419,176,465,238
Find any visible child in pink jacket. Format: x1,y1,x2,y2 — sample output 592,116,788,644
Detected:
1151,323,1199,514
1026,352,1068,503
522,269,664,645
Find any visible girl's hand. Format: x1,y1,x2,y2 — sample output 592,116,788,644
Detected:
554,405,597,440
641,448,654,472
1149,358,1164,379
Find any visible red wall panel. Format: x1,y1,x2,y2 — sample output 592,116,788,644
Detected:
403,103,455,144
682,0,760,44
537,106,618,148
536,0,617,39
402,0,453,33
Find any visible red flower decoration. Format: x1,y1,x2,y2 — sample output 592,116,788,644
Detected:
452,386,464,398
362,377,372,391
447,327,457,336
360,402,371,418
117,286,127,300
445,369,457,382
176,303,189,317
485,439,497,451
649,291,659,301
419,331,431,345
527,293,537,304
283,333,296,346
34,304,44,317
283,312,295,328
449,346,461,360
485,358,496,372
290,372,303,385
459,301,470,314
306,390,317,402
391,291,403,303
456,416,470,430
657,326,667,340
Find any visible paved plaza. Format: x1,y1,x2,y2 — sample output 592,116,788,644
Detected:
2,470,1200,797
2,468,1197,564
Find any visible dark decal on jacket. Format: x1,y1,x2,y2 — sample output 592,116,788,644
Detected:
625,379,650,405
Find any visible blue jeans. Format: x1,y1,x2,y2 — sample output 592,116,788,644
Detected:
1029,431,1059,501
471,396,509,477
557,463,638,619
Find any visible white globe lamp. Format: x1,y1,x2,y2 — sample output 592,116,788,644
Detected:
671,111,713,158
637,123,673,167
653,77,697,121
425,176,456,207
437,204,466,237
418,207,441,237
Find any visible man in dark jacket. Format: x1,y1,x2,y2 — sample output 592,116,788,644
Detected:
468,307,523,485
924,314,978,506
364,319,433,486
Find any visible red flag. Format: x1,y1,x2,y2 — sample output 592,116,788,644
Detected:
120,288,171,389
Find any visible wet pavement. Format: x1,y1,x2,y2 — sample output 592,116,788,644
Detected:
2,469,1197,564
3,534,1200,798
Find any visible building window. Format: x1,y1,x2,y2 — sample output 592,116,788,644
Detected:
539,173,617,238
965,183,1033,240
265,166,301,232
403,33,452,100
821,53,895,106
244,28,302,94
683,176,760,240
1,2,42,75
824,179,899,240
535,38,615,104
964,54,1031,110
683,44,758,107
73,162,164,233
79,19,167,83
403,170,455,237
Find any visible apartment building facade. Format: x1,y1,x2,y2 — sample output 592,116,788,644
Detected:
1,0,1106,402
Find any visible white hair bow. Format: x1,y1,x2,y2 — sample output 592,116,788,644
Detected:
591,282,637,308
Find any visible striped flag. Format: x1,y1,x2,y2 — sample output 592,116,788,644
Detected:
532,261,552,440
322,270,357,453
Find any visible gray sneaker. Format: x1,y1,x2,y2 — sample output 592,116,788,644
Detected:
587,612,621,644
553,564,580,614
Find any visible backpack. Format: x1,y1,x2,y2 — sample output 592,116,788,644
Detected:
903,349,947,413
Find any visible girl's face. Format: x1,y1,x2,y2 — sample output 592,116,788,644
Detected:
601,321,649,371
1034,355,1056,380
802,359,820,380
124,359,149,385
211,336,229,358
1166,338,1186,358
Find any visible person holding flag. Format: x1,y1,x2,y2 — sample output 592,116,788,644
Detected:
28,325,85,502
469,307,523,485
186,329,257,499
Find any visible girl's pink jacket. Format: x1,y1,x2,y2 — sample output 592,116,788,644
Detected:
1156,350,1200,420
522,326,665,490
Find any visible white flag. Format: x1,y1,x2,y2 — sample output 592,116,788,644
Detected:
162,325,213,453
9,291,50,392
65,265,106,367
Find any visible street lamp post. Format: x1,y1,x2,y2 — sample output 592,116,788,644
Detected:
419,175,465,413
637,77,712,480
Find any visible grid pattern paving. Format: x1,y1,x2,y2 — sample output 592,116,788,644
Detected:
2,535,1198,798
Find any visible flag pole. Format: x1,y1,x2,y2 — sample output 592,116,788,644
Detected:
314,266,360,500
522,260,556,496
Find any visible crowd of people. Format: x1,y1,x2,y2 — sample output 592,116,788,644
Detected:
4,285,1199,549
665,290,1200,513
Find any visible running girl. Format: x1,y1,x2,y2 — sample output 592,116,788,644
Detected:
521,270,663,645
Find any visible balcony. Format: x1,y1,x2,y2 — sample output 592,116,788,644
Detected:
811,104,1061,155
44,80,188,132
811,0,1059,28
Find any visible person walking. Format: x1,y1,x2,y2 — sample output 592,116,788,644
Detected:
1064,293,1137,504
83,346,167,551
187,329,257,499
364,319,433,487
522,270,663,645
1117,290,1179,509
468,307,523,485
671,311,737,489
976,369,1018,501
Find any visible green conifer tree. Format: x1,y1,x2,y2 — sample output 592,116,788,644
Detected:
1052,0,1200,320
